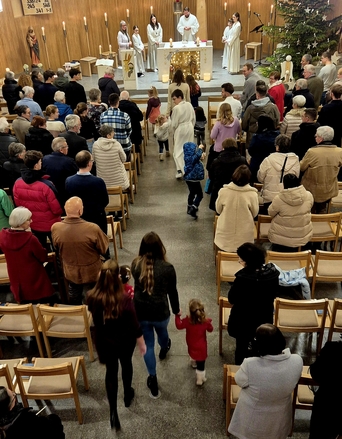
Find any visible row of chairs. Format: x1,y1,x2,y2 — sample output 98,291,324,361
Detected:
219,297,342,356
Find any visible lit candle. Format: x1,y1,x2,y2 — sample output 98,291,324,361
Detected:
271,4,274,13
109,44,112,52
224,2,227,11
197,37,200,45
104,12,107,22
99,45,102,54
126,9,129,18
41,27,45,36
248,3,251,11
170,38,172,44
62,21,66,31
150,6,153,14
83,16,87,26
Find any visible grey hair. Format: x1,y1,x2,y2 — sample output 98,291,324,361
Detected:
302,53,312,63
293,95,306,108
0,117,9,133
22,86,34,97
316,126,334,142
54,90,65,102
56,68,65,77
8,142,26,157
5,70,15,80
9,207,32,228
120,90,129,100
304,64,316,75
120,20,127,28
89,88,101,101
51,137,67,152
99,124,114,137
104,67,115,76
65,114,80,130
295,78,307,89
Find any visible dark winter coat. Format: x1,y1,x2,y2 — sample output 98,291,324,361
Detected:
119,99,143,147
290,122,320,160
2,79,18,114
25,126,54,156
98,76,120,106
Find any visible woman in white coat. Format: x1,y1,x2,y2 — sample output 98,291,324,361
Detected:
222,19,233,69
170,89,195,179
228,323,303,439
215,165,259,252
147,15,163,72
132,26,145,77
227,12,242,74
117,20,132,63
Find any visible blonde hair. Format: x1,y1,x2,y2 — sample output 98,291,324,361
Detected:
148,86,159,98
218,103,234,125
188,299,206,324
156,114,166,126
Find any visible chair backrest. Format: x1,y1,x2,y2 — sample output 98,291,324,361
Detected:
256,215,272,244
0,358,27,390
223,364,241,433
328,181,342,212
310,212,342,251
266,250,312,279
105,186,128,230
219,297,233,355
216,251,240,303
0,254,9,284
311,250,342,298
328,298,342,341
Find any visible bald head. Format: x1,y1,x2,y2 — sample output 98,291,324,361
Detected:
65,197,83,217
120,90,129,101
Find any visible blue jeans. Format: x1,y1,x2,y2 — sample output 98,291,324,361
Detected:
140,317,170,375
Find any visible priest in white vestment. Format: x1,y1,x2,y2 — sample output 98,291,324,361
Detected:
177,7,199,42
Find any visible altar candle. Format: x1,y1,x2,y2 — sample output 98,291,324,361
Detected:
62,21,66,31
99,45,102,54
224,2,227,11
196,37,200,44
83,16,87,26
126,9,129,18
270,4,273,19
41,27,45,36
248,3,251,11
150,6,153,14
109,44,112,52
170,38,172,44
104,12,107,22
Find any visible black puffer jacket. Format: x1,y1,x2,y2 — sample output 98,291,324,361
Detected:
98,77,120,106
25,126,54,156
2,79,18,114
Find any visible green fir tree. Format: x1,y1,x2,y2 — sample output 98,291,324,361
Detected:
259,0,342,78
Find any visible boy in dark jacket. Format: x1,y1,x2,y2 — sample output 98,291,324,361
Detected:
183,142,205,219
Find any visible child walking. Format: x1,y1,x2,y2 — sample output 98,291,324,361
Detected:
146,86,161,124
154,114,170,161
119,265,134,299
194,106,207,147
175,299,213,385
183,142,205,219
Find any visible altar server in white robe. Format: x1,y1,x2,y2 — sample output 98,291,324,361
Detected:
132,26,145,76
147,15,163,72
227,12,242,74
222,19,233,69
170,89,196,179
177,7,199,42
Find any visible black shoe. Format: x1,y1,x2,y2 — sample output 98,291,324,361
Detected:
159,338,171,360
189,206,198,219
187,205,192,215
147,375,160,399
110,408,121,430
124,387,135,407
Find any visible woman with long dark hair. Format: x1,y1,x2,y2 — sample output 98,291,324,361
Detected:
87,259,146,430
227,12,242,74
147,14,163,72
166,69,190,116
132,232,180,399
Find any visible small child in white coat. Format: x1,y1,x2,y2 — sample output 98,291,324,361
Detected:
154,114,170,161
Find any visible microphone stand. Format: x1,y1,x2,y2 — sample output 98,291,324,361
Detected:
251,12,264,66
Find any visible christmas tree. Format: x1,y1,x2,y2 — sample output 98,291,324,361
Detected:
260,0,342,77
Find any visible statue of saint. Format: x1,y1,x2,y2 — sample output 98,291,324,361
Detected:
26,26,40,67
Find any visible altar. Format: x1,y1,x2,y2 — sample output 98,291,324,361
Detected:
156,41,213,82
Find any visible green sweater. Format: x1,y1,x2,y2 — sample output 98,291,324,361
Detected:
0,190,14,230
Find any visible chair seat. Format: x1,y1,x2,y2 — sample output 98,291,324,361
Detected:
278,309,319,327
0,264,9,278
48,316,88,333
221,260,240,277
28,357,78,394
260,223,271,238
334,311,342,328
0,315,33,332
297,384,315,404
314,259,342,277
312,222,333,237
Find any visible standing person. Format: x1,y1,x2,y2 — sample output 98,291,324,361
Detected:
117,20,132,64
290,108,319,160
147,15,163,72
25,116,54,156
87,259,146,431
238,63,262,111
268,71,286,121
194,107,207,147
53,68,69,91
132,26,145,77
131,232,180,399
170,89,196,179
58,114,88,159
227,12,242,74
74,102,98,153
186,74,201,108
0,118,15,165
154,114,170,161
177,7,199,42
317,83,342,147
64,68,86,111
53,91,73,123
175,299,213,386
98,68,120,107
228,324,303,438
87,88,108,133
2,70,18,115
280,95,306,138
2,142,26,194
211,103,241,152
12,106,31,144
146,86,161,124
166,69,191,116
303,64,324,110
15,86,43,121
227,244,280,364
34,70,58,111
119,265,135,299
119,91,144,156
318,51,337,105
217,83,242,119
222,19,233,69
183,142,205,219
45,105,66,138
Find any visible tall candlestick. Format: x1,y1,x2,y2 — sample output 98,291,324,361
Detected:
224,2,227,10
150,6,153,14
83,16,87,26
41,26,45,36
99,45,102,55
62,21,66,31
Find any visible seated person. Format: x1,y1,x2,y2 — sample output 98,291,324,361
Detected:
280,95,306,138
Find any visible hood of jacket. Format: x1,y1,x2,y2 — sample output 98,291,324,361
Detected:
4,79,17,85
251,96,271,107
98,77,114,90
223,181,258,193
0,228,32,251
236,262,280,283
266,152,299,173
278,185,310,207
221,117,240,130
216,147,243,164
298,121,320,134
21,168,47,184
94,137,120,151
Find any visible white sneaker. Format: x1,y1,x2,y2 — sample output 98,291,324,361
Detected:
159,153,164,161
196,370,207,386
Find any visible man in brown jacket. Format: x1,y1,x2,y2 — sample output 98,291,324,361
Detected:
51,196,109,304
300,126,342,213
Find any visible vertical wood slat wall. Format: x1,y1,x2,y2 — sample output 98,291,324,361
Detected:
0,0,341,74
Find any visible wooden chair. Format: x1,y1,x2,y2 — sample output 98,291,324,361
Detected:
14,356,89,424
311,250,342,298
124,161,136,203
105,187,130,231
310,212,341,252
37,304,95,362
131,143,141,176
131,98,149,143
0,304,44,357
328,181,342,213
328,298,342,341
219,297,233,355
107,215,123,262
216,251,240,304
255,214,272,244
223,364,240,434
0,254,9,285
207,96,223,122
274,298,329,354
0,358,27,390
266,250,312,279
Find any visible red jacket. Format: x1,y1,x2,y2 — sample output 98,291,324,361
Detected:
0,228,54,302
13,170,62,232
268,83,286,122
175,315,213,361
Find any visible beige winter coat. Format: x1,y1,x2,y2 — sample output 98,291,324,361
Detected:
92,137,129,189
279,108,305,138
268,185,314,247
300,143,342,202
215,182,259,252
